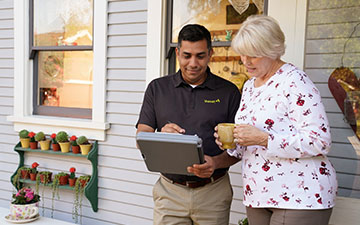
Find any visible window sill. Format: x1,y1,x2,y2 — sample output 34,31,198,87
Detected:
7,115,110,141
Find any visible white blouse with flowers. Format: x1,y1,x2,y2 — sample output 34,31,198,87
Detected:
228,63,337,209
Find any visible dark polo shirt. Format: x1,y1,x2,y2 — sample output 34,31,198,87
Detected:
136,68,241,182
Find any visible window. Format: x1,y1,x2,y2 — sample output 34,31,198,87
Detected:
31,0,93,119
9,0,108,140
166,0,267,91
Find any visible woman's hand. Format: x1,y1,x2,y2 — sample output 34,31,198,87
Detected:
234,124,269,147
213,125,225,150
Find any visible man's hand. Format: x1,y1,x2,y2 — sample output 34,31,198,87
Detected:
161,123,185,134
187,155,215,178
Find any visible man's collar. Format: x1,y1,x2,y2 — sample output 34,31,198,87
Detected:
173,67,216,90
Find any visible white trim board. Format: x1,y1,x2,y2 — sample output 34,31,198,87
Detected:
8,0,110,140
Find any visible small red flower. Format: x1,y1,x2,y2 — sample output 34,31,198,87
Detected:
321,162,326,167
283,196,289,201
50,133,56,139
262,164,270,172
246,185,251,191
317,198,322,204
296,97,305,106
69,167,76,173
265,119,274,126
70,135,77,141
315,193,320,198
28,132,36,138
32,162,39,168
319,167,326,174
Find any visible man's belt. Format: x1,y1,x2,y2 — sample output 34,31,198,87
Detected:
161,171,227,188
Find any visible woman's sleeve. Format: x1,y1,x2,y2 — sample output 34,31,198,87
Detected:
266,71,331,158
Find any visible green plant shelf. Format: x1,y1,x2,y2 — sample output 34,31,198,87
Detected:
10,141,98,212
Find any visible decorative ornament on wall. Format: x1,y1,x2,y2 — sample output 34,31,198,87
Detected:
228,0,264,15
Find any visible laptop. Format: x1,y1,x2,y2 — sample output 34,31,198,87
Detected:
136,132,204,175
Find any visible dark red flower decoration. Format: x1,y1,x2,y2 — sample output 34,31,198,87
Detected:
28,132,36,138
50,133,56,139
32,162,39,168
69,167,76,173
265,119,274,126
70,135,77,141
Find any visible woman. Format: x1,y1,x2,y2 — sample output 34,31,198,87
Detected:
220,15,337,225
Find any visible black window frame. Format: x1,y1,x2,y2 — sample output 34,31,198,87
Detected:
29,0,94,119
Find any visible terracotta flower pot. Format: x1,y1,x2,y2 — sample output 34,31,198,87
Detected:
69,178,77,187
29,173,37,181
80,144,92,155
79,179,88,187
20,170,29,179
29,141,38,149
59,174,69,185
39,140,50,150
20,138,30,148
59,142,70,153
40,172,52,183
72,145,80,154
52,143,60,151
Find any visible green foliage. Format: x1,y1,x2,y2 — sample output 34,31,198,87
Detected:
19,129,29,138
76,136,89,145
55,131,69,143
12,187,40,205
34,131,45,141
239,218,248,225
73,175,90,224
12,167,28,190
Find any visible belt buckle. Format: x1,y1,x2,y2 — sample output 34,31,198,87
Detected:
185,181,194,187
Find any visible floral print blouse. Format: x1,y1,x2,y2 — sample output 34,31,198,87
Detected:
228,63,337,209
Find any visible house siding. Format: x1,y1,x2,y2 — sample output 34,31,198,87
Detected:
305,0,360,199
0,0,359,224
0,0,16,215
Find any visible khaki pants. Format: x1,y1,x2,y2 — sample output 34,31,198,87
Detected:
153,173,233,225
246,207,333,225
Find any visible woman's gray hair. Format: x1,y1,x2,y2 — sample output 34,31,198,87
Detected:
231,15,285,59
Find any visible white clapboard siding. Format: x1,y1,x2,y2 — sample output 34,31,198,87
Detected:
306,1,360,223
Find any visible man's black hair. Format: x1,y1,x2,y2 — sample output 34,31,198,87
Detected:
177,24,212,50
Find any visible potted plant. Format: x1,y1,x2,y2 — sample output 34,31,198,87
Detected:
28,131,38,149
73,175,90,224
77,136,92,155
7,187,40,221
36,170,51,215
69,167,77,187
38,171,52,184
70,135,80,154
20,167,31,179
29,162,39,181
35,131,50,150
50,133,60,151
55,131,70,153
12,166,30,189
19,129,30,148
51,172,69,218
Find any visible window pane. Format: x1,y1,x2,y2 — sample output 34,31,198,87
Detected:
33,0,93,46
172,0,264,43
37,51,93,109
175,47,249,92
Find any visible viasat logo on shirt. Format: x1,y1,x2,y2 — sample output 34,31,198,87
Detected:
204,99,220,103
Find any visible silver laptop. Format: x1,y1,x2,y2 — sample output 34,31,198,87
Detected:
136,132,204,175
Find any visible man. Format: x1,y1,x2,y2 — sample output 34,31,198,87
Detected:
136,24,241,225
